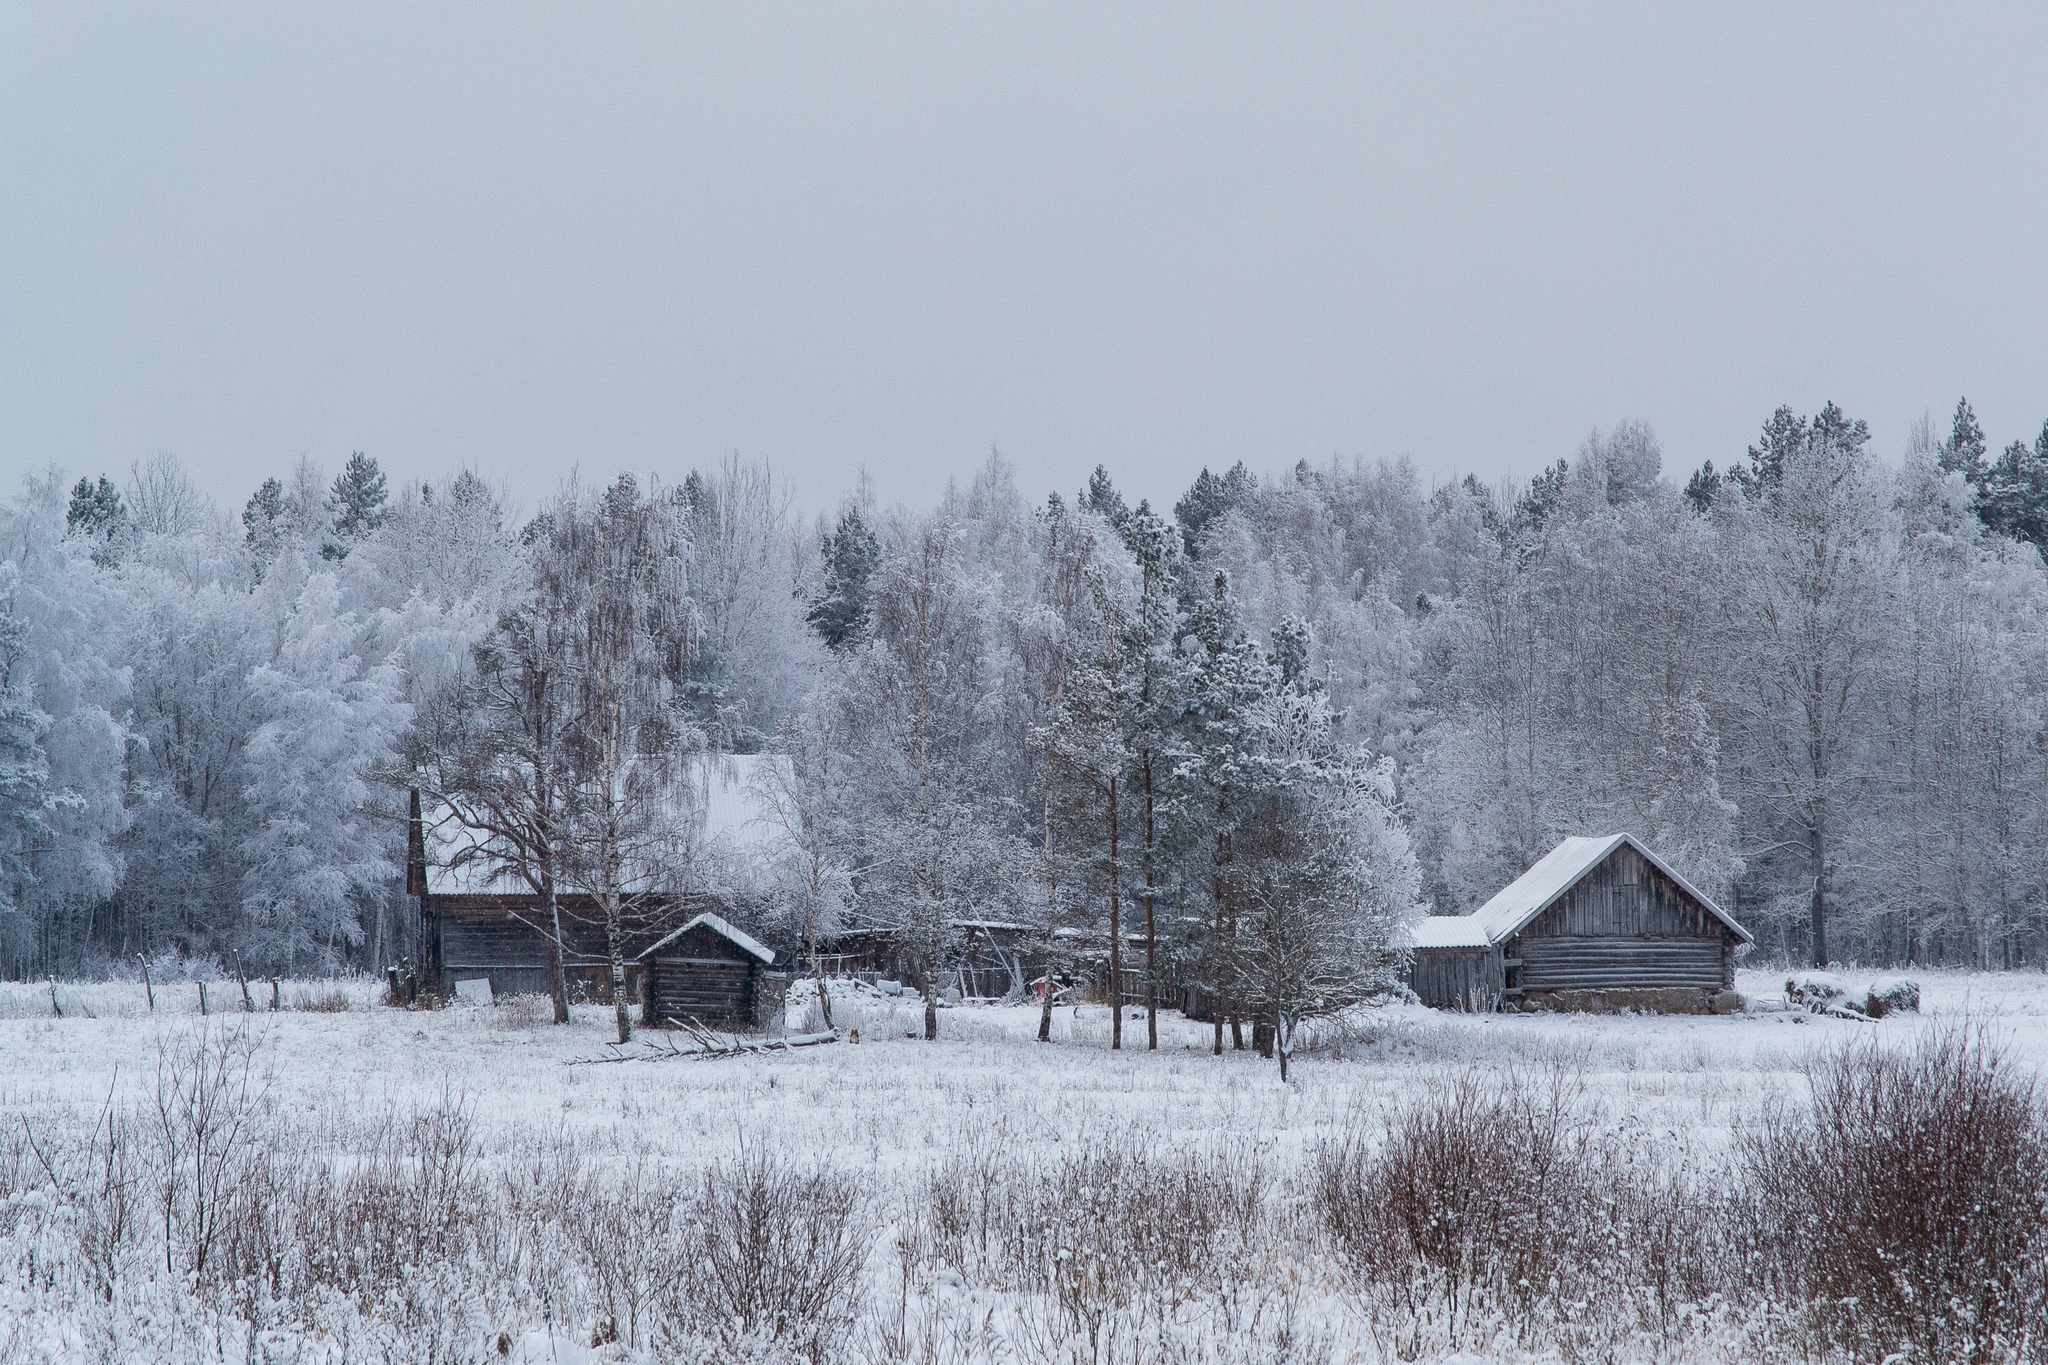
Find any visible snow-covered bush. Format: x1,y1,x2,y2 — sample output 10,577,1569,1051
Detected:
1742,1025,2048,1360
684,1151,868,1355
914,1125,1268,1320
1313,1065,1728,1347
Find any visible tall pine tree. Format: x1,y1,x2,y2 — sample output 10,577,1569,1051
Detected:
1979,422,2048,551
806,507,882,651
324,452,389,559
1940,397,1990,485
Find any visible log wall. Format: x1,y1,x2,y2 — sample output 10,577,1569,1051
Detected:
642,923,767,1029
425,892,728,1000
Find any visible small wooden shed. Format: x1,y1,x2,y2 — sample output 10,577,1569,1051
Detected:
637,912,782,1031
1408,833,1751,1013
408,754,794,1003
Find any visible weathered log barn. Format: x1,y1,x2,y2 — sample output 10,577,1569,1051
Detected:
1408,833,1751,1012
637,912,780,1029
409,754,793,1010
827,920,1036,1000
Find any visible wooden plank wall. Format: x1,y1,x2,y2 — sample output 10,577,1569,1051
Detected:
442,916,552,972
1516,937,1725,991
427,892,736,998
1518,845,1721,939
1410,947,1504,1010
1511,844,1733,993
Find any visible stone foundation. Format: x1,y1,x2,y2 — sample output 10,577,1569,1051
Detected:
1513,986,1728,1015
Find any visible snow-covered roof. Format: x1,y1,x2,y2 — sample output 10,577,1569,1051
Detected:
1408,915,1494,949
699,752,792,854
421,751,795,896
637,911,775,965
423,817,528,896
1407,833,1752,950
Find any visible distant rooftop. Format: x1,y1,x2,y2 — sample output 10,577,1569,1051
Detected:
1407,833,1750,950
422,751,795,897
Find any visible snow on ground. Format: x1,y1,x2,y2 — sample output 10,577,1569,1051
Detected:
0,966,2036,1170
2,966,2043,1362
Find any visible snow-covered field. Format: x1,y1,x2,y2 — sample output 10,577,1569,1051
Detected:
0,968,2041,1363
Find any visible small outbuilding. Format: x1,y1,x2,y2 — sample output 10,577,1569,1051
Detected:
637,912,783,1031
408,754,794,1003
1408,833,1751,1013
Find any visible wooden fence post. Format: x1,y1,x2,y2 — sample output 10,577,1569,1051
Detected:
198,980,208,1016
269,977,280,1012
47,978,60,1019
139,954,154,1012
233,951,254,1013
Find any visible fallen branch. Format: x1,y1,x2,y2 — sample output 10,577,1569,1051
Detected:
570,1028,839,1066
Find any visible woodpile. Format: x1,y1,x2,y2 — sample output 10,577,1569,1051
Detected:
572,1019,838,1066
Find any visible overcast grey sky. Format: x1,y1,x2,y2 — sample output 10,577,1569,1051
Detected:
4,4,2045,521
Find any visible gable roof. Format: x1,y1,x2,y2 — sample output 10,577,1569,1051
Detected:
420,752,796,897
636,911,775,965
1409,833,1751,950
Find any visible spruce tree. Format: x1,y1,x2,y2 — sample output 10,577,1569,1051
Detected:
1979,422,2048,550
1122,508,1182,1048
1173,462,1256,555
806,507,882,651
1940,397,1990,485
1733,403,1871,499
243,477,288,566
324,452,389,558
1033,563,1137,1048
1172,570,1281,1053
1683,461,1723,514
1079,464,1130,532
1510,459,1569,540
65,476,125,537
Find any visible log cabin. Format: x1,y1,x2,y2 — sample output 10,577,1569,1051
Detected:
408,754,793,1012
636,912,781,1030
1408,833,1751,1013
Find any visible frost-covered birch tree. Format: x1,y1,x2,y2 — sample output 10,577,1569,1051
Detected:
548,476,700,1044
1717,406,1894,966
752,705,854,1029
837,511,1017,1041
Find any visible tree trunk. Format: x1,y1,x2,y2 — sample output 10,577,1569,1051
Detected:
1276,1011,1292,1083
1108,774,1121,1051
606,893,631,1045
1040,788,1058,1044
1222,819,1241,1051
922,965,939,1041
1142,751,1158,1051
808,926,834,1031
1808,820,1827,968
1212,823,1226,1057
542,851,569,1025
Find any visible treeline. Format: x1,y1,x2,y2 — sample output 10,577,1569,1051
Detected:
4,394,2047,982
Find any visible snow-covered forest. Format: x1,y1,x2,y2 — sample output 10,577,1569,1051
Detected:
8,396,2048,982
